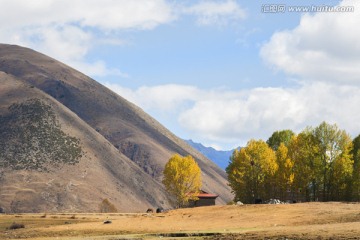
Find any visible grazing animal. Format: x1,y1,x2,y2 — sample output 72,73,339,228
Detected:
146,208,154,213
255,198,263,204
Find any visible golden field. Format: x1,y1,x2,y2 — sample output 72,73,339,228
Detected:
1,202,360,239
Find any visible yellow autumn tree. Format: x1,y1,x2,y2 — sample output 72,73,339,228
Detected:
226,139,277,203
275,143,294,200
288,130,322,201
162,154,202,208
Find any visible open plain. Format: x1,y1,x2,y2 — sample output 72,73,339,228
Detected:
0,202,360,239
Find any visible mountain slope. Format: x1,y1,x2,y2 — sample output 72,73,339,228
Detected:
0,72,170,213
0,44,232,212
185,140,236,170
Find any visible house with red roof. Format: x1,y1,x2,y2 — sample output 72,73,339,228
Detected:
188,190,218,207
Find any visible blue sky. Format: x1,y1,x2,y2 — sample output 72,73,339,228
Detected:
1,0,359,150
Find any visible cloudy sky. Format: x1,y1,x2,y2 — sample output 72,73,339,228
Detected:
1,0,359,150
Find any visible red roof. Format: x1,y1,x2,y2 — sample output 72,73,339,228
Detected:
195,190,218,198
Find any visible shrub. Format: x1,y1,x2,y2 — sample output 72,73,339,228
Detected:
99,199,118,213
8,222,25,230
227,201,235,205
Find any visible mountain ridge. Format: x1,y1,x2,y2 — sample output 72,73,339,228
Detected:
185,140,238,170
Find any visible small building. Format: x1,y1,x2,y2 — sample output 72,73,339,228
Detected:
188,190,218,207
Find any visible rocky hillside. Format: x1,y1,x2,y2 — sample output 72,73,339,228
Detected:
0,44,232,213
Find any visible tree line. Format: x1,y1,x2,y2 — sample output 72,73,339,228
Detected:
226,121,360,203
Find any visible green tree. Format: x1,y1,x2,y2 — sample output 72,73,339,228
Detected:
313,122,353,201
331,153,353,200
162,154,202,208
267,130,295,151
351,134,360,201
227,139,277,203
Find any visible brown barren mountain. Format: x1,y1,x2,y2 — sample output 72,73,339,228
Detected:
0,44,232,213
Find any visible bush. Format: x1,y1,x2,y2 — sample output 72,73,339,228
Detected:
227,201,235,205
99,199,118,213
156,207,164,213
8,222,25,230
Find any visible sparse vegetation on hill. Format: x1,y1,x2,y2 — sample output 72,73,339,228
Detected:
0,99,82,171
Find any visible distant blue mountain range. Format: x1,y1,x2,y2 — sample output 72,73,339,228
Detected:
185,139,240,170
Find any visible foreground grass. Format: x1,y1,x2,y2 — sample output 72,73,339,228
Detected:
1,202,360,239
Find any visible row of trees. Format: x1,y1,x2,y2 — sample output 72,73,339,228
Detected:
226,122,360,203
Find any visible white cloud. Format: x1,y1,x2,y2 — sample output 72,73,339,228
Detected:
30,25,92,62
180,82,360,143
174,0,360,148
183,0,246,26
72,61,129,78
106,82,360,150
0,0,175,77
178,87,300,144
0,0,245,78
76,0,175,30
0,0,175,31
104,83,199,111
261,0,360,84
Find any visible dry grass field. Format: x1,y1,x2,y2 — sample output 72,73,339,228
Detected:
0,202,360,239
